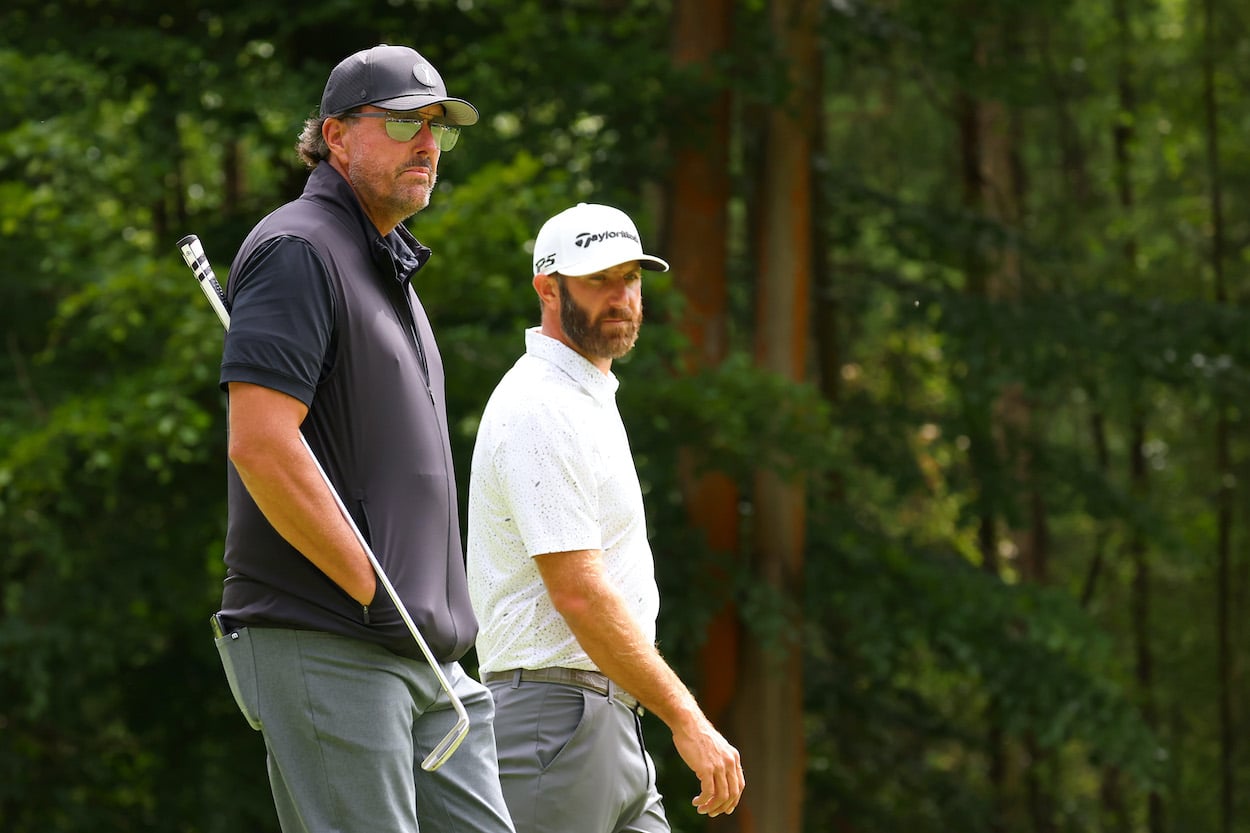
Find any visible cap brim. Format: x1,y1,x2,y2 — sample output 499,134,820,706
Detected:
371,95,479,125
559,254,670,276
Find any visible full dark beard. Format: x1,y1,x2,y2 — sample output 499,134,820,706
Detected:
559,284,641,360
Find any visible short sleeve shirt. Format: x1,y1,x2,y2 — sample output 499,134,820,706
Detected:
467,328,659,673
219,235,336,403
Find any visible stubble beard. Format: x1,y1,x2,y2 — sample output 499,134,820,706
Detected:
559,282,642,360
348,155,437,224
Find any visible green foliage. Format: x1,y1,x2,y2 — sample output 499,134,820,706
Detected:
804,515,1163,832
3,0,1249,830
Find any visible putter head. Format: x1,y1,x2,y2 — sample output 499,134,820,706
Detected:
420,714,470,771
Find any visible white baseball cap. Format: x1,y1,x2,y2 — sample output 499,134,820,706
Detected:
532,203,670,276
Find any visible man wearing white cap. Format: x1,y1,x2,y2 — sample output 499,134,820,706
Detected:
467,203,745,832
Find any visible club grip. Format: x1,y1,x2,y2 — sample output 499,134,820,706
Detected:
177,234,231,329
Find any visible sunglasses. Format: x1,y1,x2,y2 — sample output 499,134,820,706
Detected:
341,112,461,151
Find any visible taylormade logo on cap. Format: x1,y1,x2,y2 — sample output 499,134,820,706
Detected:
533,203,670,277
575,229,641,248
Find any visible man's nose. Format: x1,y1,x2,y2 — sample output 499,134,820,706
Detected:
411,122,440,153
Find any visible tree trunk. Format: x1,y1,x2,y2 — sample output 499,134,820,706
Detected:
664,0,740,738
1128,419,1163,833
957,14,1045,825
1201,0,1234,829
733,1,819,831
1110,1,1165,829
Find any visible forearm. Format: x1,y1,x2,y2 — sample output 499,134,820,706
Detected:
232,434,375,605
555,577,708,734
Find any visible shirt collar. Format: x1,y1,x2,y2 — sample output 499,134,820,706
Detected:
524,328,619,403
376,225,430,285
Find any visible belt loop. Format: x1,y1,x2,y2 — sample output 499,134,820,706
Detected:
510,669,522,690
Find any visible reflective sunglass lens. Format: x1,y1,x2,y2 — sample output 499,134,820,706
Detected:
383,122,422,142
367,116,461,150
433,125,460,151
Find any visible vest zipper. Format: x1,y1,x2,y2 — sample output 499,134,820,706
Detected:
397,287,432,394
396,279,457,646
408,320,429,380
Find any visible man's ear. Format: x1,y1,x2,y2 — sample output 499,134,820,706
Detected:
533,272,559,306
323,117,349,159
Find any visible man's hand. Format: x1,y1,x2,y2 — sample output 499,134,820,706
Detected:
672,716,745,817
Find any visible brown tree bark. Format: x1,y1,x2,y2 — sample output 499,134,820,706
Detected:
957,84,1008,832
732,1,820,832
957,17,1045,828
664,0,740,738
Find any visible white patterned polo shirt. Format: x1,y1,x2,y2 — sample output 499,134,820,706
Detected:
467,328,660,674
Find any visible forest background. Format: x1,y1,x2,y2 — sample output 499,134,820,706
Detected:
3,0,1250,831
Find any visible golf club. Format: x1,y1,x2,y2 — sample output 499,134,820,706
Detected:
177,233,470,771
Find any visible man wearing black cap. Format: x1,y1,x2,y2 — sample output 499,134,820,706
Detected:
211,45,515,833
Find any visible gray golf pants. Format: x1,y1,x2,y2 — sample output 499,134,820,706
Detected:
215,626,515,833
487,674,669,833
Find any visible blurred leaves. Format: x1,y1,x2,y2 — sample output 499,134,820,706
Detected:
3,0,1249,830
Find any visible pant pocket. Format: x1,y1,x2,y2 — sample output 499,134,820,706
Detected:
535,685,589,770
215,628,262,731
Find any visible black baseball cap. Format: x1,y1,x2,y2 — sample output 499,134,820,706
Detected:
319,44,479,125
